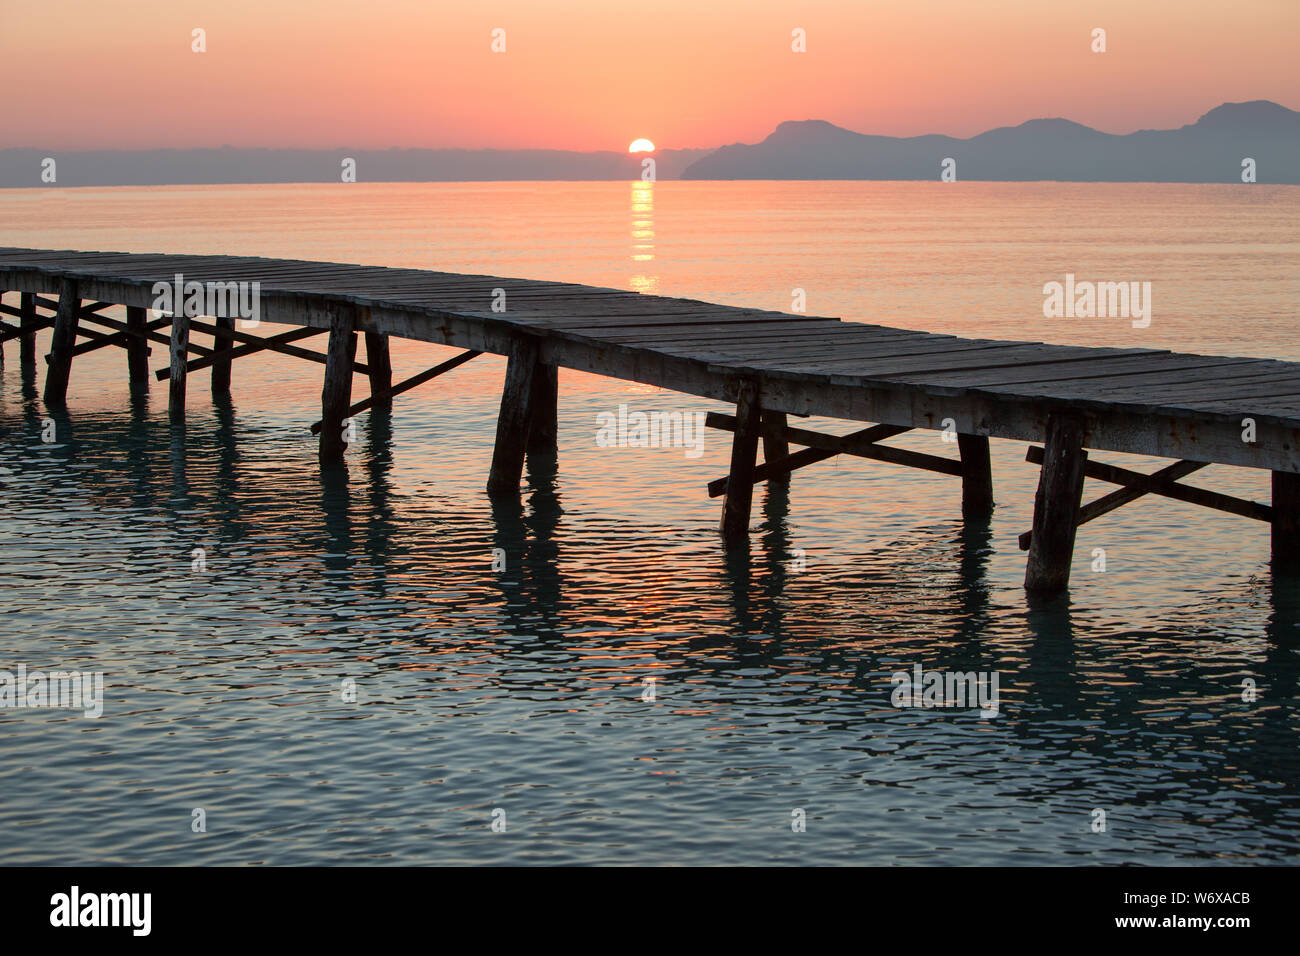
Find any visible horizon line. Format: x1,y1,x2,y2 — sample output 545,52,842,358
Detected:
6,98,1293,155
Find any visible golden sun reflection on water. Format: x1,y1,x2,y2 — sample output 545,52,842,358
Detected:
629,179,657,293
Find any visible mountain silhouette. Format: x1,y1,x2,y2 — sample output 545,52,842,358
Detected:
3,102,1295,186
682,101,1300,182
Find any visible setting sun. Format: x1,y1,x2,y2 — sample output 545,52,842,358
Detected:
628,138,655,153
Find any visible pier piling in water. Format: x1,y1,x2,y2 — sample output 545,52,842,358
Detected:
957,433,995,517
719,380,762,538
1272,471,1300,566
18,292,37,371
364,331,393,409
319,305,358,461
125,305,150,387
168,311,190,422
526,362,559,457
1024,414,1088,593
487,337,540,495
43,279,81,405
211,315,235,395
762,411,791,485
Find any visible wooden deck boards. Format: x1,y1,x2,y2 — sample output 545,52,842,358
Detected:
5,246,1300,463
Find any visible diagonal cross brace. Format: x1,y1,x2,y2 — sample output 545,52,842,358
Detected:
707,413,950,498
185,318,369,376
152,323,337,380
65,316,172,359
1018,446,1268,550
309,349,482,433
77,312,214,360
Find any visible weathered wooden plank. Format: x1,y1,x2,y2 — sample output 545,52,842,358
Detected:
1024,413,1088,594
978,360,1292,397
765,344,1150,377
702,336,1023,365
1097,375,1300,404
601,325,935,348
600,331,926,354
585,320,857,343
903,355,1269,388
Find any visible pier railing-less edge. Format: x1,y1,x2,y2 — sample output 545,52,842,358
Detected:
3,246,1298,598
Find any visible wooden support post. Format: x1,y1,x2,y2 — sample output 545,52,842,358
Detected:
19,292,37,370
43,279,80,405
719,379,762,538
169,312,191,421
487,337,540,495
763,411,790,485
0,293,5,368
1272,471,1300,566
211,315,235,395
126,305,150,387
1025,413,1088,594
526,362,559,454
364,332,393,408
319,306,358,461
957,433,995,517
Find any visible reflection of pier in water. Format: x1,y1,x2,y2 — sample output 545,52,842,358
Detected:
4,388,1300,829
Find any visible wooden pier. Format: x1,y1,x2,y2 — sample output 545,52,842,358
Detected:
3,246,1298,595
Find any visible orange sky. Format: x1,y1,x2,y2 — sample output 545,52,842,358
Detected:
3,0,1297,150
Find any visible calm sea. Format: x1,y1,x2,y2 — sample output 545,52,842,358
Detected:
1,181,1298,864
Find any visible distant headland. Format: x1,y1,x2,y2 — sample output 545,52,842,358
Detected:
1,101,1295,187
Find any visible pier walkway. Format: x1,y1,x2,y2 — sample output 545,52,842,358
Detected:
3,246,1297,594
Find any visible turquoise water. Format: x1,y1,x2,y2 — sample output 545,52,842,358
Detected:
1,182,1298,864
